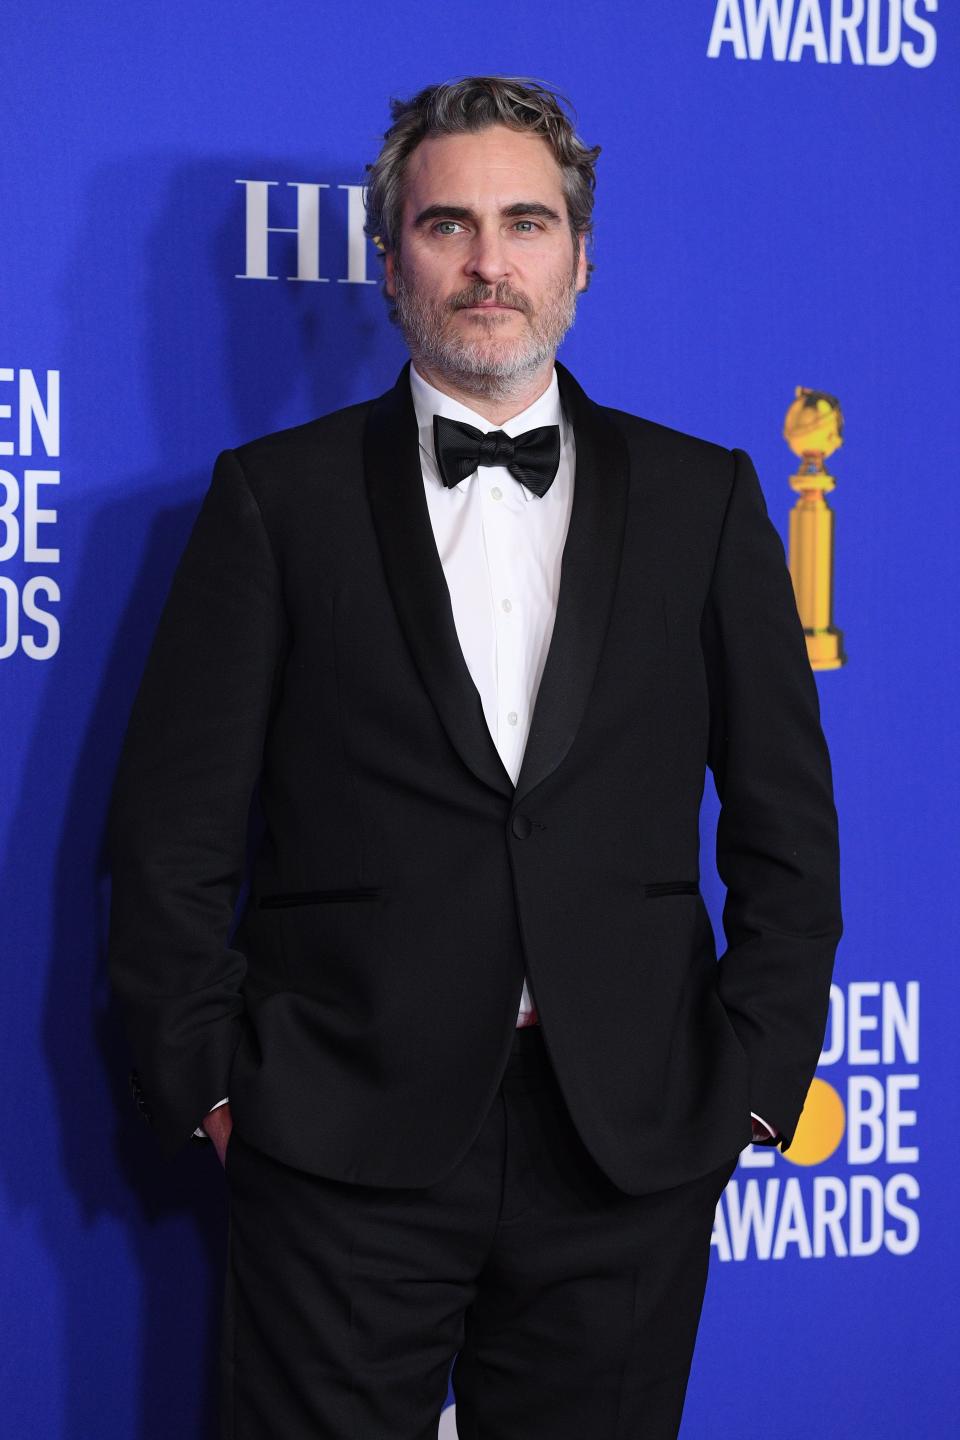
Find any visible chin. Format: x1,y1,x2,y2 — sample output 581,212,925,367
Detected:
456,345,550,386
459,341,527,368
451,325,528,357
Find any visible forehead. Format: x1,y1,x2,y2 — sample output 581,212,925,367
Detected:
401,125,565,216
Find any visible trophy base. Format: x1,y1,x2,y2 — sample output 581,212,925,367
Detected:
805,628,845,670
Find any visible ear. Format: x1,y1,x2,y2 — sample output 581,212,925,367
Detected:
384,250,397,299
575,233,588,293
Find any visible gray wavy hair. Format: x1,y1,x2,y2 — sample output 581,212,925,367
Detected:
363,76,601,287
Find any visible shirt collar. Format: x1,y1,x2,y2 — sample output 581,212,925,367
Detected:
409,361,567,497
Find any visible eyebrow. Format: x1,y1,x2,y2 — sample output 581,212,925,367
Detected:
412,201,564,228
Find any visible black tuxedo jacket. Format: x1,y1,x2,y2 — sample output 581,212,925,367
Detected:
108,359,842,1194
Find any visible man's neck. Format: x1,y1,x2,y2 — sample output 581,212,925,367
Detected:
410,356,556,426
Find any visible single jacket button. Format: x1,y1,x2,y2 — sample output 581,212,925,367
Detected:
511,813,533,840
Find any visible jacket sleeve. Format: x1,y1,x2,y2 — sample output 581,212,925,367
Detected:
107,449,286,1158
701,446,843,1152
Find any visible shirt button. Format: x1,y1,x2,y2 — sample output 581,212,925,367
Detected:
490,486,502,500
507,711,518,725
501,598,512,613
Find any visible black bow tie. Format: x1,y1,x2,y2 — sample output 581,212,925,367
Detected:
432,415,561,498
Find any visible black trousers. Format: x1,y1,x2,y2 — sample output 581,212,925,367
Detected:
220,1024,739,1439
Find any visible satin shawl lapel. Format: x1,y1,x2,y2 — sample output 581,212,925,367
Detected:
362,359,630,806
514,360,629,805
364,362,514,797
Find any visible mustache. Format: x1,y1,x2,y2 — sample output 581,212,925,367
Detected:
448,283,531,314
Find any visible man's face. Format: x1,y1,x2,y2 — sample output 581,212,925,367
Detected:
384,124,588,394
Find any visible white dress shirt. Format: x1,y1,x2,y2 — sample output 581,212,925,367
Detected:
194,362,777,1143
410,360,575,1028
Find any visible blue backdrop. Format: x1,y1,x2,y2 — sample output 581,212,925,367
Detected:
2,4,957,1436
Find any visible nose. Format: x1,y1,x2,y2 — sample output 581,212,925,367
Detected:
464,223,511,287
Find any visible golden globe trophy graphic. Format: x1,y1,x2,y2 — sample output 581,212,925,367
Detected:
783,387,846,670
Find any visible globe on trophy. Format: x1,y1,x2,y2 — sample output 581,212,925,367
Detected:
783,387,846,670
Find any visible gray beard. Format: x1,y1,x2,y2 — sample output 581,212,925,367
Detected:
392,266,579,404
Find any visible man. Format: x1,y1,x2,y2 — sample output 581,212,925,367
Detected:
109,76,842,1438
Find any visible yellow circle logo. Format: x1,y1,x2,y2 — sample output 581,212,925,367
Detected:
782,1078,845,1166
